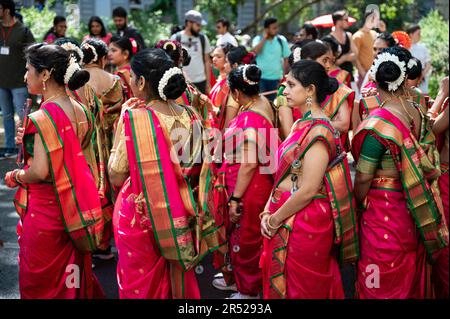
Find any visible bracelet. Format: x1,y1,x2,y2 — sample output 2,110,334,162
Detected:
13,169,24,185
228,194,241,203
259,211,270,220
267,215,281,230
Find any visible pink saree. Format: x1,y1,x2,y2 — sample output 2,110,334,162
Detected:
261,117,359,299
215,110,277,295
113,105,220,299
16,102,104,299
352,108,448,299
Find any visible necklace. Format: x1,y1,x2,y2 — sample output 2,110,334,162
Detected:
42,92,66,105
239,97,258,114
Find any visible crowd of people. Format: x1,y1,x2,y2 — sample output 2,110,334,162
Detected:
0,0,448,299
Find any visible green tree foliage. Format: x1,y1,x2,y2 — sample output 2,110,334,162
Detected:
419,10,449,97
21,0,57,42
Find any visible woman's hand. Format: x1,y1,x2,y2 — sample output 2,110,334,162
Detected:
4,170,21,188
229,201,242,224
361,87,378,98
260,213,281,239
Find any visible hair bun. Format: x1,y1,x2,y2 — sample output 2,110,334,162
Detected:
245,64,261,83
325,77,339,95
68,69,90,91
376,61,402,84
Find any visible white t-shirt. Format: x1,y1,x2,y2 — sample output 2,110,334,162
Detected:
410,42,431,94
171,31,212,83
216,32,238,47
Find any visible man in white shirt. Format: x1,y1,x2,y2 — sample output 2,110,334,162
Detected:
407,24,432,94
216,18,238,47
171,10,212,94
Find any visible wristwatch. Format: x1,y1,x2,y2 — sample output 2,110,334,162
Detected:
228,194,241,203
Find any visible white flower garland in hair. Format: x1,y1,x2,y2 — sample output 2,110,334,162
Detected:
82,43,98,64
407,59,417,70
368,52,406,92
64,56,81,84
158,67,183,101
293,47,302,63
60,42,84,62
242,64,258,85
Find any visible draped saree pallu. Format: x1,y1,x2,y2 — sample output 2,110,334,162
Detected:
261,118,359,299
114,106,222,299
211,110,277,296
14,102,105,299
328,67,351,89
352,107,448,299
84,80,124,250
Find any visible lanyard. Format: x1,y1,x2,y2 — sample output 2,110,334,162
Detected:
1,24,14,46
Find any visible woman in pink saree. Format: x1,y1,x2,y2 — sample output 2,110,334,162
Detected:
352,47,447,299
212,64,277,299
260,60,359,299
4,43,105,299
108,48,221,299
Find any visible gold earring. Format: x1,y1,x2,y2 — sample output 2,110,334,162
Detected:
43,79,47,91
306,95,313,108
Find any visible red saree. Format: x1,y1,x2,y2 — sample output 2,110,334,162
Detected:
215,110,277,296
15,102,104,299
113,105,221,299
261,117,359,299
352,107,448,299
116,65,133,100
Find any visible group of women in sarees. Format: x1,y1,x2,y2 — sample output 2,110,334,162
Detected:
4,33,449,299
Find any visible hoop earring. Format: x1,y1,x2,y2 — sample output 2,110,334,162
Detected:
306,95,313,109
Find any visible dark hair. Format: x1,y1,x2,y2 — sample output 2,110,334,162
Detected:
321,35,342,59
376,32,397,47
264,17,277,29
54,38,83,63
228,64,261,96
227,45,255,66
131,48,187,100
181,48,191,67
110,35,136,59
332,10,347,25
88,16,107,38
217,43,234,56
301,23,318,40
43,16,66,41
0,0,15,16
216,18,230,30
155,39,185,67
407,57,422,80
374,46,412,92
287,39,314,66
112,7,127,18
26,43,90,91
406,24,421,35
290,60,339,103
81,38,108,65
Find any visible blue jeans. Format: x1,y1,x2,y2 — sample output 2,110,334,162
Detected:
259,79,280,102
0,87,28,149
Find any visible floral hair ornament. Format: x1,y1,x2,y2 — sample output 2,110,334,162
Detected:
293,47,302,63
129,37,138,54
242,64,259,86
82,42,98,64
158,67,183,101
368,52,406,92
163,41,177,51
60,42,84,62
64,56,81,84
392,31,411,50
407,58,417,70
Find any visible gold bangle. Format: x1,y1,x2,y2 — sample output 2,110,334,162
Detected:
259,211,270,220
267,215,281,230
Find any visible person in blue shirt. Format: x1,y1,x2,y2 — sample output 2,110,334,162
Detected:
252,17,291,101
